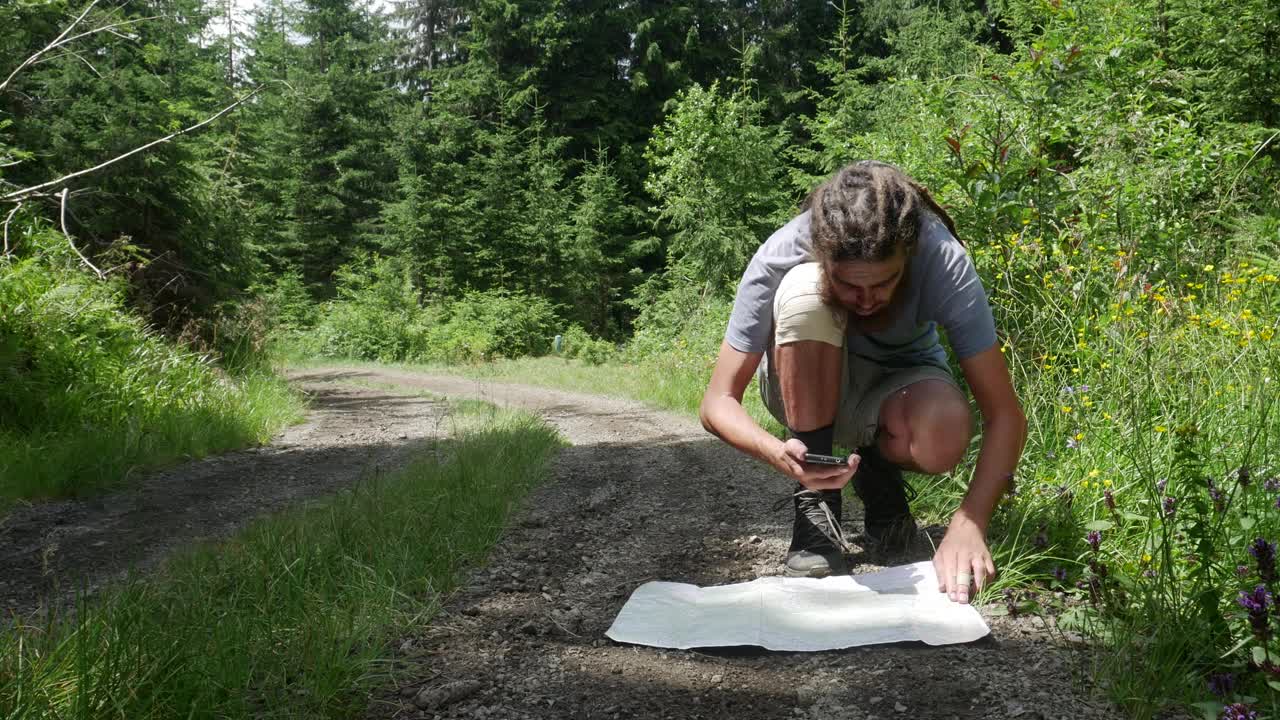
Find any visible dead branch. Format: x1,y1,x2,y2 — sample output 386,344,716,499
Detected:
33,48,103,78
3,202,21,255
0,0,99,94
60,188,103,278
2,85,266,204
0,4,163,95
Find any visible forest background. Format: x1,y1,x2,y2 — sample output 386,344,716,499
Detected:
2,0,1279,717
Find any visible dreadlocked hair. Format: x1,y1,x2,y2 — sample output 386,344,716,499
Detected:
804,160,961,265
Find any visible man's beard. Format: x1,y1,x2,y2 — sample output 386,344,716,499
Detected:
817,264,911,334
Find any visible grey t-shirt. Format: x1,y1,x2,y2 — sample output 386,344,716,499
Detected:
724,209,997,370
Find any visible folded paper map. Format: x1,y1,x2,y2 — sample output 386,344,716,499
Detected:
606,561,990,651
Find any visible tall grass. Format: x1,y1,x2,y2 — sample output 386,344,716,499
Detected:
0,250,306,505
0,400,563,719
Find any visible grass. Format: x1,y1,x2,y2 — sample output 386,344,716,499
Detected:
0,371,307,508
0,397,564,719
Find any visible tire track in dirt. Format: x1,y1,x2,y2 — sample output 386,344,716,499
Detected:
0,377,452,617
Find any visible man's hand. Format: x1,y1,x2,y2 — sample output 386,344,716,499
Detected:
932,513,995,604
768,438,859,491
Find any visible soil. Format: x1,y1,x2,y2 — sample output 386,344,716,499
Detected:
1,367,1116,719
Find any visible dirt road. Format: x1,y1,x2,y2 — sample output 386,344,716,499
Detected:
0,367,1111,719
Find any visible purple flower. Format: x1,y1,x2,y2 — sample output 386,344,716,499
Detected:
1237,466,1251,487
1142,568,1156,578
1104,489,1116,511
1163,496,1177,518
1066,437,1080,450
1238,565,1252,577
1156,478,1168,494
1249,538,1276,583
1208,478,1226,513
1238,585,1272,638
1061,385,1075,395
1077,384,1090,393
1221,703,1258,720
1052,567,1067,582
1208,672,1235,698
1086,530,1102,552
1265,477,1280,492
1274,495,1280,511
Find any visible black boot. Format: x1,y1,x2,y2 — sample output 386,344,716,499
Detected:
783,485,849,577
852,444,917,551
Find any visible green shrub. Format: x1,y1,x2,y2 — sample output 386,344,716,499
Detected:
560,325,615,365
422,290,560,363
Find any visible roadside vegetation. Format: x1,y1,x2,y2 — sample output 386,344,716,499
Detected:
0,399,562,719
0,232,305,506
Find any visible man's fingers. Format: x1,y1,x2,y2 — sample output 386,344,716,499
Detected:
972,556,989,592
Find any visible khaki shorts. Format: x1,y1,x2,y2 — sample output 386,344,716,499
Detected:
757,263,958,449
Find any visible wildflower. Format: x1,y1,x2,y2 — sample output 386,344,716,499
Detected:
1156,478,1168,494
1163,496,1177,518
1052,567,1067,582
1066,437,1079,450
1104,489,1116,511
1142,568,1156,578
1077,384,1090,393
1086,530,1102,552
1274,495,1280,511
1208,672,1235,697
1264,477,1280,492
1088,469,1100,478
1237,466,1251,487
1155,425,1168,433
1208,479,1226,513
1221,703,1257,720
1238,565,1252,577
1238,585,1272,638
1249,538,1277,583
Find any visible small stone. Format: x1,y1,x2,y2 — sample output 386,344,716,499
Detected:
711,674,724,684
749,535,763,544
412,680,483,710
895,702,908,712
870,697,882,704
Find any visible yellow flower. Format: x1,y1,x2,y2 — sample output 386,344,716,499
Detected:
1074,432,1085,441
1103,479,1112,487
1103,412,1113,420
1155,425,1168,433
1142,553,1152,563
1062,406,1073,413
1089,469,1100,478
1204,264,1215,272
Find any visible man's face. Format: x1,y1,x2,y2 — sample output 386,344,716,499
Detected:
823,249,909,323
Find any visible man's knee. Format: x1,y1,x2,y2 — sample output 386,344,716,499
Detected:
883,379,972,474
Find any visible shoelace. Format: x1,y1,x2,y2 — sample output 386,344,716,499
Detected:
771,489,853,554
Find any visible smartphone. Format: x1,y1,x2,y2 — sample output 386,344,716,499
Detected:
803,453,850,467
